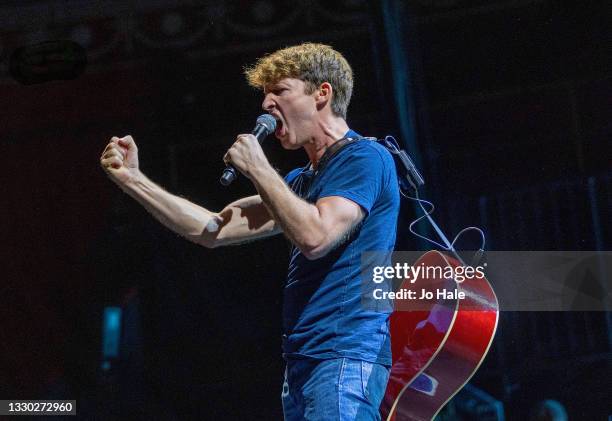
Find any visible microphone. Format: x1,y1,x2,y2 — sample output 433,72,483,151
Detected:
220,114,277,186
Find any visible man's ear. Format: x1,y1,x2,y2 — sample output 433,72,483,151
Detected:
315,82,333,110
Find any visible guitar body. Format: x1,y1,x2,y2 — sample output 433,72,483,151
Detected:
380,251,499,421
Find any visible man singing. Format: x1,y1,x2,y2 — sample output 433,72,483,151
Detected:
100,43,399,420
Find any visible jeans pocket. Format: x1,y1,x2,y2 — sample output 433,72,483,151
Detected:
361,361,390,406
360,361,374,401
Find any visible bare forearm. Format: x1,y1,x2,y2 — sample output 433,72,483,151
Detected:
250,166,325,254
121,170,218,245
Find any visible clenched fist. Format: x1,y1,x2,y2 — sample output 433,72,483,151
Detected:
100,135,140,185
223,133,271,180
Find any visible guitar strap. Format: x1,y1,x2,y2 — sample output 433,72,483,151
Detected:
288,135,364,198
314,135,364,176
289,134,425,200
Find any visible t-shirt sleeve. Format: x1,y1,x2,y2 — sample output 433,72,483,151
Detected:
317,143,390,214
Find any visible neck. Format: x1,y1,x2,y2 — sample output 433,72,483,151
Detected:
303,116,350,169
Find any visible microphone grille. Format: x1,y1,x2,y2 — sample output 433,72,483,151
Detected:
256,114,277,133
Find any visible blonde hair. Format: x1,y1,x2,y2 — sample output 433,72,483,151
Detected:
244,43,353,119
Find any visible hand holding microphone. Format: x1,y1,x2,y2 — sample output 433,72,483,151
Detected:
220,114,277,186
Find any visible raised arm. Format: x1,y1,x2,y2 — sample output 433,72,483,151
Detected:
100,135,280,248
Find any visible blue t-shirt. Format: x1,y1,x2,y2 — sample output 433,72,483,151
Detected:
282,130,400,366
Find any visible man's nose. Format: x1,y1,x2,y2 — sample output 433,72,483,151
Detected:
262,93,275,111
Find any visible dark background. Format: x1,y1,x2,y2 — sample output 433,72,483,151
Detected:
1,1,610,419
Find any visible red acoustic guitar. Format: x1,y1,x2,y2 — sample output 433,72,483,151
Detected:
379,250,499,421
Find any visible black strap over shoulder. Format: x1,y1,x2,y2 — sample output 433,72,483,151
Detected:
289,134,425,199
314,135,364,176
315,134,425,191
288,135,364,199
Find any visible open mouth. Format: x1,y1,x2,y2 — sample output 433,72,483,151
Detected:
274,118,286,138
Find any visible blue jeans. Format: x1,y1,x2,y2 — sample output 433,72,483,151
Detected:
281,358,390,421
